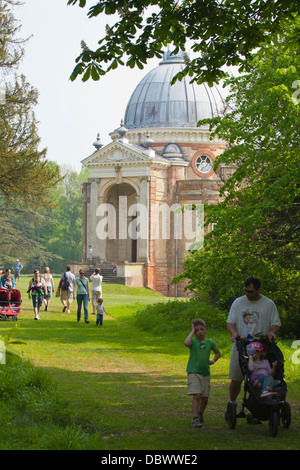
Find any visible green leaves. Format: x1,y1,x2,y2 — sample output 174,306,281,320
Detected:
175,21,300,327
0,325,26,359
67,0,87,7
68,0,300,83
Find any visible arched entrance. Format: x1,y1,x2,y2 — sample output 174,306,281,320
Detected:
105,183,138,263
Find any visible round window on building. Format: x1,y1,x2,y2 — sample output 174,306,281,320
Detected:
196,155,213,173
192,152,215,177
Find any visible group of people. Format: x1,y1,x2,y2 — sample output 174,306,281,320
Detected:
1,261,108,324
1,264,54,321
57,266,108,325
2,266,281,427
184,276,281,428
27,267,55,320
0,259,23,289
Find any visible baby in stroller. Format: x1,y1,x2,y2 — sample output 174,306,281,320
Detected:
225,335,291,436
247,341,279,398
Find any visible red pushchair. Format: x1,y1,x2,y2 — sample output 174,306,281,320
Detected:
0,288,22,321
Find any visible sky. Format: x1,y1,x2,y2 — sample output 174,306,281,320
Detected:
13,0,159,173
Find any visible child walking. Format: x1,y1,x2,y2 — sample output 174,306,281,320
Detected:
96,298,108,326
184,318,221,428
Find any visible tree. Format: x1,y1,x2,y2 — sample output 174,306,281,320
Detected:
173,21,300,335
0,0,61,267
0,1,60,206
39,165,88,273
68,0,299,85
0,0,24,70
0,164,88,273
0,75,60,205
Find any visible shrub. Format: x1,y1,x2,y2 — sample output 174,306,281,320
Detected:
277,307,300,339
0,356,104,450
134,299,227,334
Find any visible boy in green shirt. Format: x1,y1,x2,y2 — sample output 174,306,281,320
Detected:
184,318,221,427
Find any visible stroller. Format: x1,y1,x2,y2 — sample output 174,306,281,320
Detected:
225,335,291,437
0,288,22,321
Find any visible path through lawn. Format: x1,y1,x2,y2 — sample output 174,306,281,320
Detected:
2,277,300,450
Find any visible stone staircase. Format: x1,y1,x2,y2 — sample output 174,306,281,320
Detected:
85,263,122,283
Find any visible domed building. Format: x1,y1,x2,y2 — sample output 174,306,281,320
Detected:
124,49,223,130
80,51,228,296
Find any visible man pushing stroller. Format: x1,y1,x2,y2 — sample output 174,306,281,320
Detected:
226,276,281,420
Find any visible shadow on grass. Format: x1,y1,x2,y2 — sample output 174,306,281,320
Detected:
8,313,234,359
41,366,300,451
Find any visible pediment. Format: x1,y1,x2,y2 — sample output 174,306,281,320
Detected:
81,141,151,167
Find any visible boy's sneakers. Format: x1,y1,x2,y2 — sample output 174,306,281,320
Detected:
192,417,202,428
192,413,204,428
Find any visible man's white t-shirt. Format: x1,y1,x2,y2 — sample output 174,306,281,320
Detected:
227,294,281,337
90,274,103,293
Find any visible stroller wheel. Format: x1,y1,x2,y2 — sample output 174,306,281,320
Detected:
269,409,279,437
280,402,291,428
225,402,237,429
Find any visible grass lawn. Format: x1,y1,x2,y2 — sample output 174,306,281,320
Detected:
0,275,299,450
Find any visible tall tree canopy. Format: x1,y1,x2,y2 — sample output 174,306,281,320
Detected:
0,0,61,265
173,20,300,336
68,0,299,85
0,0,60,206
39,165,88,273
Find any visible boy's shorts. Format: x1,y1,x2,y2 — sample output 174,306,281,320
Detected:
187,373,211,397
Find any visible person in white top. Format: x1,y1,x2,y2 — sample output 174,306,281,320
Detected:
226,276,281,407
42,267,55,311
89,268,103,315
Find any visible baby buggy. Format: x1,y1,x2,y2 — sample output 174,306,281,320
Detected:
0,288,22,321
225,335,291,437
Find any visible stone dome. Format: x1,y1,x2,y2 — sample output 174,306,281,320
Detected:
124,50,224,129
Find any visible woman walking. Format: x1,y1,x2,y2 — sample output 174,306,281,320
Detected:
74,269,90,323
28,269,46,320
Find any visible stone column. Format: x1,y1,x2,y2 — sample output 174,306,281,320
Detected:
96,195,107,262
90,181,98,261
82,182,89,262
137,177,149,262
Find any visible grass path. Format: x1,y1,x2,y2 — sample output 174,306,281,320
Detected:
1,276,299,450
